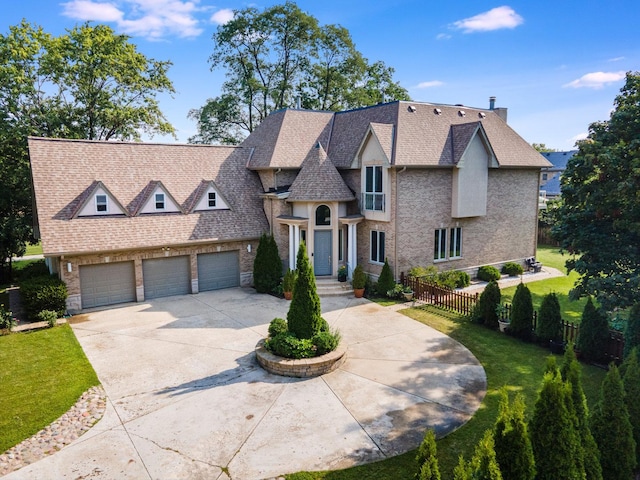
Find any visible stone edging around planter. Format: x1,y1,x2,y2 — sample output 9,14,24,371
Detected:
255,339,347,378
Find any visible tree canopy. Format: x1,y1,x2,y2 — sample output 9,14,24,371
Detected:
189,1,410,144
553,71,640,311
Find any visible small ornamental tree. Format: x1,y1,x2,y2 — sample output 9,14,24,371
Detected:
476,280,501,329
509,283,533,341
530,369,583,480
253,233,282,293
493,390,535,480
591,364,637,480
536,292,563,344
415,429,441,480
467,430,503,480
624,303,640,359
377,258,396,297
287,242,323,339
622,349,640,470
576,297,609,363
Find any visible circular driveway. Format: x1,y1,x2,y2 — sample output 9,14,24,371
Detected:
7,289,486,480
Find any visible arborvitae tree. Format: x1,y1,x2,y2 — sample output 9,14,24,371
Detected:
467,430,503,480
287,242,323,339
253,233,282,293
530,370,582,480
509,282,533,341
576,297,609,363
453,455,471,480
591,365,637,480
415,429,441,480
476,280,501,329
622,349,640,471
493,389,535,480
561,345,602,480
377,258,396,297
624,303,640,359
536,292,563,343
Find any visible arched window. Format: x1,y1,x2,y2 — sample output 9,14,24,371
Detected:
315,205,331,226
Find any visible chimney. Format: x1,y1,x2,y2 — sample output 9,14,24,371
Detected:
489,96,496,110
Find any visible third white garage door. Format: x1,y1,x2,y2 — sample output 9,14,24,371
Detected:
197,251,239,292
142,256,191,300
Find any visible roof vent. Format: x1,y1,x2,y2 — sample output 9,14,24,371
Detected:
458,110,466,117
478,112,486,119
408,105,417,112
433,108,442,115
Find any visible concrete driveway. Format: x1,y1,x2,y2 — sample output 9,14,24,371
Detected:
6,289,486,480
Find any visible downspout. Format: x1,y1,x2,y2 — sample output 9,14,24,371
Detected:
394,166,407,280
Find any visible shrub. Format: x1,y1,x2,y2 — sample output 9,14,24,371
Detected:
19,275,67,320
454,270,471,288
415,429,441,480
476,280,501,329
477,265,501,282
253,233,282,294
377,258,395,297
576,298,609,363
266,332,316,359
36,309,58,328
624,303,640,359
312,330,341,355
510,283,533,341
282,268,297,293
494,390,535,480
268,317,288,337
622,349,640,470
14,260,49,281
0,304,16,331
501,262,524,276
408,267,470,289
536,292,563,343
352,264,366,289
287,242,323,339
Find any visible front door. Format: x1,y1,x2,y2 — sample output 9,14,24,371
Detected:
314,230,332,276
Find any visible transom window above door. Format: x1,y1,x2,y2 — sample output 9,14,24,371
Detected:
315,205,331,226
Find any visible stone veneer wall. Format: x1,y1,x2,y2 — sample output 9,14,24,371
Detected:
59,239,258,313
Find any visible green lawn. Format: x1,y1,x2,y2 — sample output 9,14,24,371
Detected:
24,242,43,256
0,324,100,452
500,245,587,322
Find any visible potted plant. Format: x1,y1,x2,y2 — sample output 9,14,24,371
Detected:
496,304,510,333
352,265,366,298
337,265,347,282
402,285,414,301
282,268,297,300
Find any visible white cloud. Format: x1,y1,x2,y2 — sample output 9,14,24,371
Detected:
570,132,588,144
563,71,626,89
436,33,451,40
452,6,523,33
61,0,204,40
211,8,234,25
416,81,444,89
608,56,625,62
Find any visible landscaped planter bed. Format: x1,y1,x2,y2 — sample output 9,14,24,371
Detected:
255,339,347,378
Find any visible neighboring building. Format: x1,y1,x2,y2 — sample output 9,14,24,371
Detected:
29,100,551,313
539,150,577,199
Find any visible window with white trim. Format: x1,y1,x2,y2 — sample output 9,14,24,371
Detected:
95,194,108,213
450,227,462,259
155,193,165,210
370,230,385,263
434,228,447,261
364,166,384,211
208,192,216,207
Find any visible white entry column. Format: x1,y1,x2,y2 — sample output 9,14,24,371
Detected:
293,224,300,269
347,223,357,280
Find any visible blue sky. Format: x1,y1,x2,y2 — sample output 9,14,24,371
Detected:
3,1,639,149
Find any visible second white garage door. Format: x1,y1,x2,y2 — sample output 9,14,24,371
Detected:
142,256,191,300
197,251,239,292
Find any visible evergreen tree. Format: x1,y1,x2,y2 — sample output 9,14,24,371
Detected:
624,303,640,359
476,280,501,329
510,283,533,341
493,390,535,480
453,455,471,480
530,370,582,480
622,348,640,471
377,258,396,297
561,345,603,480
415,429,441,480
287,242,323,339
591,365,637,480
253,233,283,293
468,430,503,480
576,297,609,363
537,292,563,343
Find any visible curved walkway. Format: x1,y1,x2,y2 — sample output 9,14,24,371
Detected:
4,289,486,480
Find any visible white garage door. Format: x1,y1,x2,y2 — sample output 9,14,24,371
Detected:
142,256,191,300
197,251,240,292
80,262,136,309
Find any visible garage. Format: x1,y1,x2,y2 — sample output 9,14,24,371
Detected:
142,256,191,300
197,251,240,292
80,262,136,309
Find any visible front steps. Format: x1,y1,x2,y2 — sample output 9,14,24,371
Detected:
315,277,354,297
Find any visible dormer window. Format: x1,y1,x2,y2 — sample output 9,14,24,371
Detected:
208,192,216,207
155,193,165,210
364,166,384,211
95,194,108,213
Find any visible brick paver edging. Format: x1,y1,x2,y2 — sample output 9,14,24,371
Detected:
255,340,347,378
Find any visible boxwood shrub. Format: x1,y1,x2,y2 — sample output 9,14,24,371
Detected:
19,275,67,320
477,265,501,282
502,262,524,276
